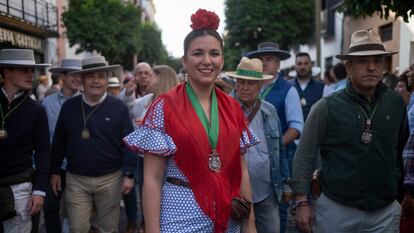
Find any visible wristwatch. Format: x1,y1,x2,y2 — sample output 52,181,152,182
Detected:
124,171,135,179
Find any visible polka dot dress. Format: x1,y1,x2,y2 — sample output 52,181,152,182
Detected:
124,98,259,232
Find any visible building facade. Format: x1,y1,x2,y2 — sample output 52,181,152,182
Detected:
0,0,58,69
281,0,414,79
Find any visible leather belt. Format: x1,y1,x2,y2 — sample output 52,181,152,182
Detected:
166,177,191,189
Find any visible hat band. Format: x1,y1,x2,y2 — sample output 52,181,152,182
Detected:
0,59,36,65
82,62,107,69
236,68,263,78
348,44,385,53
258,46,279,51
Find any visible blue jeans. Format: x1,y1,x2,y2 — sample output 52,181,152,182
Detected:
254,192,280,233
43,170,66,233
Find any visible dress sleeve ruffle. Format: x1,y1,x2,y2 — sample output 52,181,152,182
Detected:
123,98,177,156
240,125,260,154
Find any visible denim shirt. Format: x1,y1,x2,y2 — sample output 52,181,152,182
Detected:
247,100,291,203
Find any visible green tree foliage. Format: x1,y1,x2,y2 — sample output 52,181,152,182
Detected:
62,0,142,70
339,0,414,22
138,23,168,65
223,0,314,69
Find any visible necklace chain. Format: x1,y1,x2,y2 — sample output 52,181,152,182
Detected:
356,102,378,128
0,96,28,129
81,98,103,130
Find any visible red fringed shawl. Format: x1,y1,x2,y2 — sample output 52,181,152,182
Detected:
158,83,246,233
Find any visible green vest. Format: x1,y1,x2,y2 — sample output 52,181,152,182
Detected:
321,82,406,211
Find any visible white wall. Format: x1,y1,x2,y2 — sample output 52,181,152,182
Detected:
399,18,414,72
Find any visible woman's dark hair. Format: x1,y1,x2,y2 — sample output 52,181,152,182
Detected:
332,63,347,81
183,29,223,56
397,73,409,90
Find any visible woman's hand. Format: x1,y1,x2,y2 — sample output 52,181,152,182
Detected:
244,220,258,233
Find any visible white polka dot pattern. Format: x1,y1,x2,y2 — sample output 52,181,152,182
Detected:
123,98,177,156
160,159,241,233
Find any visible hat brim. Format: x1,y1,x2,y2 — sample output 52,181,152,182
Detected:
225,71,273,80
246,50,291,60
70,65,122,75
0,62,50,68
335,50,398,60
107,84,121,87
49,67,82,73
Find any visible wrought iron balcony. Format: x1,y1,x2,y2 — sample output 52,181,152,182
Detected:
0,0,58,37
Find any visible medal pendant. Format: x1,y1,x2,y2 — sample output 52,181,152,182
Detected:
208,150,221,172
361,130,373,144
0,129,7,139
81,129,90,140
301,97,307,106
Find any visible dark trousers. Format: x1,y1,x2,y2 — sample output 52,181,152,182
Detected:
279,143,297,233
123,157,144,225
43,171,66,233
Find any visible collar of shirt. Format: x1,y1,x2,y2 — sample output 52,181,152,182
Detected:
59,90,80,100
298,78,311,91
1,86,25,102
260,73,279,92
82,92,107,107
241,99,260,116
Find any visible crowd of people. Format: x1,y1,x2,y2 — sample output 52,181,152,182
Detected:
1,8,414,233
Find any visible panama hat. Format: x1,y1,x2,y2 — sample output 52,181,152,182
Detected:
0,49,50,67
70,55,121,75
225,57,273,80
49,59,82,73
246,42,291,61
108,77,121,87
336,29,398,60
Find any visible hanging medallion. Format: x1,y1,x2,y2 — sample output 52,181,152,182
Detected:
361,129,373,144
208,150,221,172
361,119,373,144
300,97,307,106
0,128,7,139
81,129,90,140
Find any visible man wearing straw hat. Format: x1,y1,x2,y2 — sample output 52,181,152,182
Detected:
0,49,51,233
50,55,137,233
228,57,291,233
247,41,303,233
42,58,82,233
293,29,409,233
107,76,121,97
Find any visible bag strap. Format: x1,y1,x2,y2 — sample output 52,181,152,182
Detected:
247,100,261,123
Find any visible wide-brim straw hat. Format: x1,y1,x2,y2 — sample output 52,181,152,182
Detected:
49,59,82,73
336,29,398,60
108,77,121,87
70,55,121,75
225,57,273,80
0,49,50,68
246,42,291,61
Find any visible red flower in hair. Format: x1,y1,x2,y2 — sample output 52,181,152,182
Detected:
190,9,220,30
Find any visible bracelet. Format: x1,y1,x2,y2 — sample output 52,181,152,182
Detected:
295,200,309,208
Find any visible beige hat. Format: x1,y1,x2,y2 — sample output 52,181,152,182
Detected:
107,77,120,87
336,29,398,60
225,57,273,80
71,55,121,75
